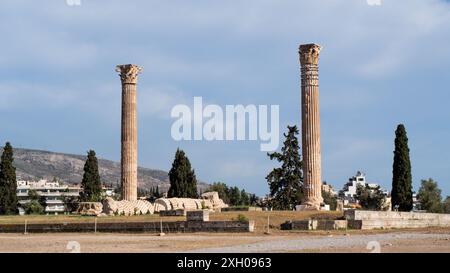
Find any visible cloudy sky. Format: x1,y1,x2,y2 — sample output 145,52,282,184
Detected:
1,0,450,196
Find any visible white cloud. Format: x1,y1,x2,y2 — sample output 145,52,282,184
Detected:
138,85,190,119
218,160,264,178
2,0,450,79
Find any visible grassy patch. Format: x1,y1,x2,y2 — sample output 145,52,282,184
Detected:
0,210,342,233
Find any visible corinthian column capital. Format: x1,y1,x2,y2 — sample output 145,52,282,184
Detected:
299,44,322,66
116,64,143,84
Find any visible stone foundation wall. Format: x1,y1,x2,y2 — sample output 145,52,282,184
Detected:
159,209,186,217
281,220,347,230
0,220,254,233
345,210,450,230
187,210,209,222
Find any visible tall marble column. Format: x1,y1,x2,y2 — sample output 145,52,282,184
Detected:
116,64,142,201
299,44,323,210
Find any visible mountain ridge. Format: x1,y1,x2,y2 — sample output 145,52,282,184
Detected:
2,147,209,192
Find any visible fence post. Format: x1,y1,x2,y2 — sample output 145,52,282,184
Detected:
265,215,270,235
159,218,165,236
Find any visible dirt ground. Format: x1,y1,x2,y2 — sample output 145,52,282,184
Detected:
1,212,450,253
1,228,450,253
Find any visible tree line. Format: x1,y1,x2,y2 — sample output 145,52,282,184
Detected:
0,142,258,214
2,122,450,214
208,182,258,207
265,124,450,213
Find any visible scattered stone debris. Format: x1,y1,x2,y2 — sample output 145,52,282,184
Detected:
76,202,103,216
102,197,154,216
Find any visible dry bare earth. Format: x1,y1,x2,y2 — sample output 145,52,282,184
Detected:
1,211,450,253
1,231,450,253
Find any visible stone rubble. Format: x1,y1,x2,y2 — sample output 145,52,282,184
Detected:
153,191,228,212
79,191,228,216
76,202,103,216
102,197,154,216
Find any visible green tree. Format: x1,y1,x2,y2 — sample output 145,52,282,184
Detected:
391,124,413,211
22,190,44,215
417,178,443,213
0,142,18,215
240,189,250,206
168,149,198,198
356,185,386,210
154,186,161,198
209,182,230,204
249,194,259,206
62,195,78,213
113,182,122,200
322,191,337,211
266,126,303,210
147,186,162,202
80,150,102,202
443,196,450,214
228,186,241,206
138,187,149,198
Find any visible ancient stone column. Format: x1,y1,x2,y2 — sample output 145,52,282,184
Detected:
299,44,323,210
116,64,142,201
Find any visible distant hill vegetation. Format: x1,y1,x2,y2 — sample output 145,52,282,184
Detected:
1,147,209,192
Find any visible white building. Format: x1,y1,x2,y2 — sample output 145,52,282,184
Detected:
340,171,366,198
339,171,386,199
17,180,81,215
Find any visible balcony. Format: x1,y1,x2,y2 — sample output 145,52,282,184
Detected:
45,206,65,212
45,199,64,204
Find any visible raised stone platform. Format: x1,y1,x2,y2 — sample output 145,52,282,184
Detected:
187,210,209,222
345,210,450,230
281,220,347,230
0,220,255,233
159,209,186,217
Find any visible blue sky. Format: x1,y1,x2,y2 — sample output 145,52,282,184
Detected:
1,0,450,197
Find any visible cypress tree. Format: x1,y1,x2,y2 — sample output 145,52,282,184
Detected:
266,126,303,210
0,142,18,215
155,185,161,198
391,124,413,211
80,150,102,202
168,148,198,198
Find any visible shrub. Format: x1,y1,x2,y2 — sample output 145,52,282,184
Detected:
236,214,248,222
23,200,44,215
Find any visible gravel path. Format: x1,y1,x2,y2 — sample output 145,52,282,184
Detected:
186,233,450,253
1,231,450,252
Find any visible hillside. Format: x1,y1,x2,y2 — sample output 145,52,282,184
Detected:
3,148,208,192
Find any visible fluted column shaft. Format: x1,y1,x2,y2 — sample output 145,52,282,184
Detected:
299,44,323,210
116,64,142,201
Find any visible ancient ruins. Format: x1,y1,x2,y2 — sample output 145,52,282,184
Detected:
298,43,324,210
116,64,142,202
99,191,228,216
102,198,154,216
153,192,228,213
